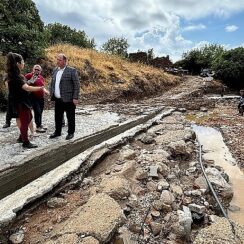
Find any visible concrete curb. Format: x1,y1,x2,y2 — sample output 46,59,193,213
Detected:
0,109,175,227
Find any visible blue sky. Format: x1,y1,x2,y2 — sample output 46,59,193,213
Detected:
33,0,244,62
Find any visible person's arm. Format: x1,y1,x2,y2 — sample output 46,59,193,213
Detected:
22,83,49,95
72,69,80,105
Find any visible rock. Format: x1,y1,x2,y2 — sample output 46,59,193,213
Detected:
184,130,196,141
47,197,68,208
140,134,155,144
128,194,138,208
152,200,164,211
155,129,195,145
167,173,177,180
187,167,196,173
157,179,170,191
161,203,172,213
150,210,160,218
146,181,157,191
157,162,169,177
185,190,202,196
170,183,183,196
160,190,175,205
9,230,24,244
189,161,197,167
182,197,192,205
82,177,94,186
168,140,193,157
129,224,141,234
205,168,233,203
135,169,148,181
148,165,159,178
177,206,192,240
194,176,208,190
100,176,131,200
150,222,162,236
188,204,206,215
50,194,125,243
194,216,244,243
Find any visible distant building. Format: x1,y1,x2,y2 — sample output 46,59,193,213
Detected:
128,52,148,63
128,52,173,69
149,55,172,69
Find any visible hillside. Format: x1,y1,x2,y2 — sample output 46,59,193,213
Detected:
43,44,183,103
0,44,182,108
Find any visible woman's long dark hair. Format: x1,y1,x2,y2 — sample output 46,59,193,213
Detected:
6,52,23,81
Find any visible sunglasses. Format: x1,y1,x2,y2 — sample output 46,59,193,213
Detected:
34,69,41,71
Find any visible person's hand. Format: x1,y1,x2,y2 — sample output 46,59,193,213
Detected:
73,99,78,106
43,87,50,95
41,86,50,95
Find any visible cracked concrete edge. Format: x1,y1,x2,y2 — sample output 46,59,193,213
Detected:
0,121,126,173
0,108,175,227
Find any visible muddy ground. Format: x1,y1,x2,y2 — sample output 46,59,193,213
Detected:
1,76,244,244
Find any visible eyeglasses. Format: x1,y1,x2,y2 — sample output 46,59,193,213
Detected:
34,69,41,71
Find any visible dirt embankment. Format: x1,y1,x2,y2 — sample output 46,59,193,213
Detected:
0,44,182,110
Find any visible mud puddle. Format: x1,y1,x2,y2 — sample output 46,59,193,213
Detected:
193,124,244,225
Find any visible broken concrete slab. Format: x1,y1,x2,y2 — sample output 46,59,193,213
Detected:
0,109,174,227
50,193,125,243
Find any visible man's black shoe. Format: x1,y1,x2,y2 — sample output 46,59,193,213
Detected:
22,142,38,149
49,133,61,139
2,123,10,128
66,133,74,140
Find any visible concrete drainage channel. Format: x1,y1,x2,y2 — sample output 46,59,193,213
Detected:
0,108,174,227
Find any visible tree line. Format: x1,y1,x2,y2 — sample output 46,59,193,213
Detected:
175,44,244,89
0,0,243,89
0,0,130,61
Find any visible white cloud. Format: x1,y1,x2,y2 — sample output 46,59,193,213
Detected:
225,25,238,32
183,24,206,32
32,0,244,62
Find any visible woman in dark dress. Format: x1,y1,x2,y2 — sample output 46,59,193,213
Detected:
6,52,49,148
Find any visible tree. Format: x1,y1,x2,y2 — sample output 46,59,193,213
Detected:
213,47,244,89
0,0,47,61
101,37,129,58
179,44,225,74
44,23,96,49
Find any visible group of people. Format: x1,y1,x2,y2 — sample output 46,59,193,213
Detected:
3,52,80,149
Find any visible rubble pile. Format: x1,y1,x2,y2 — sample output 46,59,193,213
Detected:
7,112,243,244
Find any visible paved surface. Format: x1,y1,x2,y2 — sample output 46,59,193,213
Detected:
0,104,159,172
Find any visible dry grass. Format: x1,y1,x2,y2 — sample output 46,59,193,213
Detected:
45,44,181,96
0,44,182,107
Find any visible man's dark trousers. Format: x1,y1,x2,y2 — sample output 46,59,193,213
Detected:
54,98,75,135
